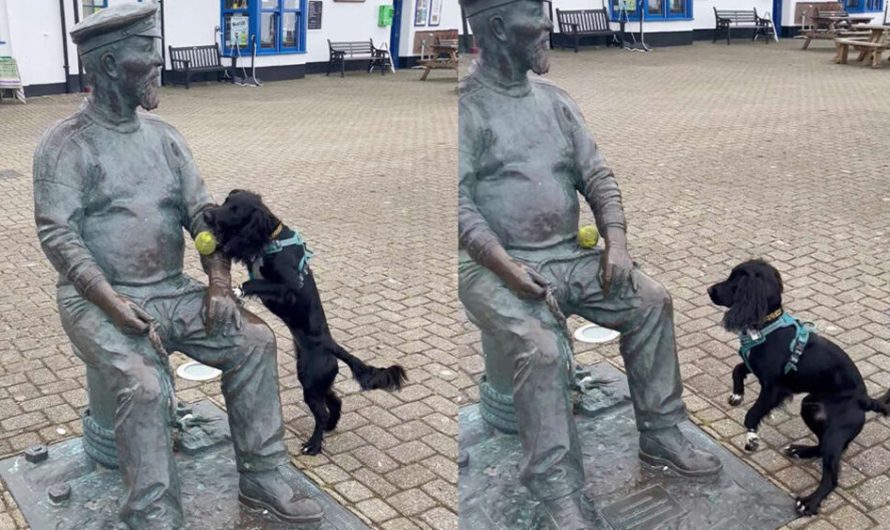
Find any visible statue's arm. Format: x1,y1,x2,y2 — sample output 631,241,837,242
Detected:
33,141,108,298
458,106,546,298
171,132,233,289
33,141,146,331
569,106,628,247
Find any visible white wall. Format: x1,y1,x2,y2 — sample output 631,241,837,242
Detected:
306,0,393,63
2,0,72,87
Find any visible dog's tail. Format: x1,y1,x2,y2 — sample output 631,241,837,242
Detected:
330,344,407,392
859,389,890,416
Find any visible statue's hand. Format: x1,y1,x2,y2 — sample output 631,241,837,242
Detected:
599,244,637,298
503,261,549,300
108,295,152,335
203,283,243,336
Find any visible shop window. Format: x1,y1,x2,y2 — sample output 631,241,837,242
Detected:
222,0,306,56
845,0,883,12
82,0,108,17
610,0,692,21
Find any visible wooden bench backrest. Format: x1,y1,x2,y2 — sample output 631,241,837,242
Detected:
436,38,459,48
714,8,758,23
815,9,850,17
555,9,610,33
169,45,221,68
328,40,374,56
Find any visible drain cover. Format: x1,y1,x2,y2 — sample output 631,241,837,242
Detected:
574,323,620,344
176,361,222,381
600,485,685,530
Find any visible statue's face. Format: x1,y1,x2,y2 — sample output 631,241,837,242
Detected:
501,1,553,75
116,36,163,111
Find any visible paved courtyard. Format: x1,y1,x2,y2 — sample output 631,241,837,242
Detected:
0,35,888,530
454,38,890,530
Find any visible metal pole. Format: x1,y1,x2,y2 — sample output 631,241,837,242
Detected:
58,0,70,93
71,0,83,91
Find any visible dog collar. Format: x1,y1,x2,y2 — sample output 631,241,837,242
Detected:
738,311,815,375
270,223,284,239
760,308,784,324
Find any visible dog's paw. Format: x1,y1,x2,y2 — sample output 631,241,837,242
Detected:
301,440,323,456
784,444,820,460
728,393,743,407
795,495,820,516
232,286,244,299
744,431,760,452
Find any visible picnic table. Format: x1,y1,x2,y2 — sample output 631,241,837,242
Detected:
419,39,458,81
802,12,874,49
835,24,890,67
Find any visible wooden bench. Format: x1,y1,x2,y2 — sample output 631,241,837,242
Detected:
419,37,459,80
835,26,890,68
327,40,390,78
168,45,227,89
801,9,872,49
713,8,776,44
554,8,615,52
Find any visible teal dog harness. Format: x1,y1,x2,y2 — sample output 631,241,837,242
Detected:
738,311,815,375
248,229,314,286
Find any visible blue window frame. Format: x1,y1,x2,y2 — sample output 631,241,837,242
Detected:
82,0,108,17
844,0,883,12
221,0,306,56
609,0,692,21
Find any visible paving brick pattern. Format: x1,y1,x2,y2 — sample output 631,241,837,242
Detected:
452,40,890,529
0,70,458,528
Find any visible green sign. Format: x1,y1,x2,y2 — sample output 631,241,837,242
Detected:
378,5,394,27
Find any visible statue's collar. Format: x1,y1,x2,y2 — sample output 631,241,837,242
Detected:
81,99,142,134
472,62,532,98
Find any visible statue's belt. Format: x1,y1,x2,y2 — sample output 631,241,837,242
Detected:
738,310,814,375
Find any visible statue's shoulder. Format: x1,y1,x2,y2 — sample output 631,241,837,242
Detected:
141,112,184,138
458,71,485,103
34,112,90,173
530,77,576,104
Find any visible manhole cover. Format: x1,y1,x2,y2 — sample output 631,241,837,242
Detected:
176,361,222,382
601,485,685,530
574,323,620,344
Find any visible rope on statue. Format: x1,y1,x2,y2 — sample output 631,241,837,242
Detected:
146,323,177,422
544,287,574,356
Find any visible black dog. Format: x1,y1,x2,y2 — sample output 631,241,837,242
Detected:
204,190,407,455
708,259,889,515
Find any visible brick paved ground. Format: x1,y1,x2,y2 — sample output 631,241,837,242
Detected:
0,70,459,529
453,40,890,528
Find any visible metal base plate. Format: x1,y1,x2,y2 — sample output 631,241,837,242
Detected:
459,362,799,529
0,400,368,529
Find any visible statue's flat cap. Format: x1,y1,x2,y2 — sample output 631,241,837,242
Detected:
460,0,543,17
70,3,161,55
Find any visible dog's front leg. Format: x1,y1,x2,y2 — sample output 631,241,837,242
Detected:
729,362,749,406
744,384,783,452
240,279,281,299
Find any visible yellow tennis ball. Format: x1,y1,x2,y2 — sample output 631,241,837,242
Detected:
577,225,599,249
195,231,218,256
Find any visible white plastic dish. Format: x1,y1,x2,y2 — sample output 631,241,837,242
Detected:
573,323,621,344
176,361,222,382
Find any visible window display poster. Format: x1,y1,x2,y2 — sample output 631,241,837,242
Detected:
230,15,249,46
414,0,430,26
428,0,442,26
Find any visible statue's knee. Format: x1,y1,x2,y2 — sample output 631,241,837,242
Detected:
519,327,563,371
240,318,276,353
640,277,673,311
121,368,164,408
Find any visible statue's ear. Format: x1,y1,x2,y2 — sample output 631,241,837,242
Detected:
489,16,508,43
101,52,119,80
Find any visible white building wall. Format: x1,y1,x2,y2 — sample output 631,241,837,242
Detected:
693,0,772,30
2,0,73,88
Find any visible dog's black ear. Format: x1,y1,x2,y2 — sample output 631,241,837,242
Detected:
244,207,275,240
774,268,784,293
722,272,771,333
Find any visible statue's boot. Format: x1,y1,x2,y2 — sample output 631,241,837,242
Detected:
639,426,722,476
239,466,324,523
539,492,593,530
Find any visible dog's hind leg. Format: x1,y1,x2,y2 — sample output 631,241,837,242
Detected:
325,391,342,432
729,362,749,406
786,395,825,459
795,408,864,516
301,392,330,456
